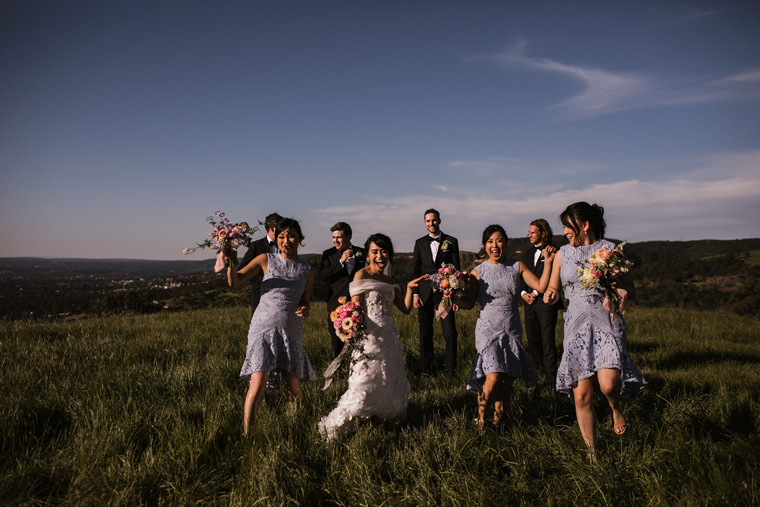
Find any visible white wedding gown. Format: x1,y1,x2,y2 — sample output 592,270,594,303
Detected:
318,279,410,441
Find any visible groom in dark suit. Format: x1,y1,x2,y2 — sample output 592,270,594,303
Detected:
519,218,563,389
412,208,461,377
237,212,282,316
320,222,366,358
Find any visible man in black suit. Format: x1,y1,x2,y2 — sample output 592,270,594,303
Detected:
320,222,366,358
237,212,282,316
519,218,563,390
412,208,461,377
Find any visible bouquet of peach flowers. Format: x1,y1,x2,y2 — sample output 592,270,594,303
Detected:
576,241,633,317
430,263,469,319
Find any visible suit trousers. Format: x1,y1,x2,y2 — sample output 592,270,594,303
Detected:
418,292,457,377
524,305,559,387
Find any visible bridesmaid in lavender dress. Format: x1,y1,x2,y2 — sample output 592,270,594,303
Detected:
227,218,316,435
544,202,646,459
457,225,555,432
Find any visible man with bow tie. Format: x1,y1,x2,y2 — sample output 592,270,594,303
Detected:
237,212,282,317
320,222,366,358
519,218,564,390
412,209,461,377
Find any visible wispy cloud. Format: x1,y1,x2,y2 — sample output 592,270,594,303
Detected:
316,150,760,251
670,8,725,25
433,185,448,192
486,40,760,119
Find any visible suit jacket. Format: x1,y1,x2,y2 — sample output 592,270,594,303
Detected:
412,233,460,302
238,236,273,307
320,245,366,310
519,245,564,311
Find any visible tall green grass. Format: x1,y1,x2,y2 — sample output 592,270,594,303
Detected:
1,305,758,505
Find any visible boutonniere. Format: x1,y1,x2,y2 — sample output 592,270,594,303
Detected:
441,240,452,250
355,250,363,259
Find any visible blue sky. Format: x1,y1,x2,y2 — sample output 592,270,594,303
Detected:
1,0,759,260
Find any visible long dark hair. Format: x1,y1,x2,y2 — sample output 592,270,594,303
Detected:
560,202,606,239
530,218,553,245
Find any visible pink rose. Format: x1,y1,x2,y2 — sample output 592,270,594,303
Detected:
597,248,611,261
218,229,228,239
592,268,603,279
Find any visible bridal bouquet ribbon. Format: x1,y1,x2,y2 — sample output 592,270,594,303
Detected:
183,211,259,272
576,241,633,323
430,263,469,320
323,297,367,390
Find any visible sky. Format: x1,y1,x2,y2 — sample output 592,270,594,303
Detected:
1,0,759,260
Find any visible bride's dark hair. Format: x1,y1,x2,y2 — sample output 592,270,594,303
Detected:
364,233,394,263
560,202,606,238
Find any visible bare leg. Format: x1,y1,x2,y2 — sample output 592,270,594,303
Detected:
243,371,268,435
477,373,501,431
573,377,597,456
493,376,514,425
281,370,304,409
597,368,626,434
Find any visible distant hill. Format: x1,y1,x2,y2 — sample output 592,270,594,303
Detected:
0,257,216,278
1,237,758,319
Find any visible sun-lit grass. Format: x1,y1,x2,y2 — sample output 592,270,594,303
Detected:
1,304,759,505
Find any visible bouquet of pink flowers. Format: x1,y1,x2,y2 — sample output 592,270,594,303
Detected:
331,296,367,368
576,241,633,304
430,263,469,319
183,210,259,272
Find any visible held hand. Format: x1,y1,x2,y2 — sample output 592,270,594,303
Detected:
543,289,559,305
340,249,353,263
216,251,231,273
542,246,556,264
452,303,460,312
522,293,535,304
413,296,424,309
295,305,310,319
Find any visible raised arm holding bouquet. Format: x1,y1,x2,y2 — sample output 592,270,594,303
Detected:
183,210,258,272
225,218,316,435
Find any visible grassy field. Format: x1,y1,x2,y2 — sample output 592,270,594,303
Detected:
1,303,759,506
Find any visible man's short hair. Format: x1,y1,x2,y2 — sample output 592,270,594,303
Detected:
330,222,352,238
423,208,440,219
264,213,283,229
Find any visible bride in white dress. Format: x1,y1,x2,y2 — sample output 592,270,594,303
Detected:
319,233,427,441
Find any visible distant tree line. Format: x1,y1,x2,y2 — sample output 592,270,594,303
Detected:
2,238,759,320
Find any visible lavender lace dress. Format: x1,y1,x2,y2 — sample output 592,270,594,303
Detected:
556,240,646,398
240,253,316,388
319,279,410,441
466,260,539,392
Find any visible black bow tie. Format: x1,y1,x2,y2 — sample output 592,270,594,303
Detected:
430,236,441,243
536,244,547,251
